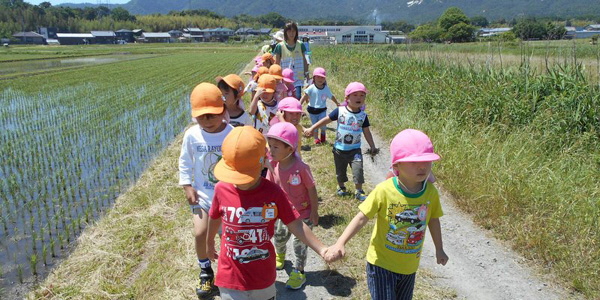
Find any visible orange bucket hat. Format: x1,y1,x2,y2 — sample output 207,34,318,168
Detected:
190,82,225,118
269,64,284,80
216,74,246,97
257,74,277,93
254,66,270,82
214,126,267,184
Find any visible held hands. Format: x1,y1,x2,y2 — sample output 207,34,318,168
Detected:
303,127,314,137
323,243,345,263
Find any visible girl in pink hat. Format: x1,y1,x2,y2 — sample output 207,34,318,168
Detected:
282,68,297,98
300,67,340,144
272,97,307,156
265,122,319,290
325,129,449,300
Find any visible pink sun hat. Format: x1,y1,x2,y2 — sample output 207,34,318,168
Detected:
344,82,368,97
278,97,303,113
266,122,298,150
390,129,440,165
312,67,326,78
282,68,295,83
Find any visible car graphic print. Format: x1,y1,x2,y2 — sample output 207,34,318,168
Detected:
233,247,270,263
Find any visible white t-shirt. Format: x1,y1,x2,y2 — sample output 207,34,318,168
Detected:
179,124,234,209
229,110,252,127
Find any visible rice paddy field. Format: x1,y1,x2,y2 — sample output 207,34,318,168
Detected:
0,43,255,295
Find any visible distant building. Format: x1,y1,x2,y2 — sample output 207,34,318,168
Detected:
202,28,234,42
91,31,116,44
12,32,46,44
564,27,577,39
298,25,383,34
478,27,512,37
573,30,600,39
331,27,388,44
183,28,204,42
56,33,94,45
236,28,272,36
38,27,57,39
115,29,135,43
584,24,600,31
140,32,172,43
388,35,408,44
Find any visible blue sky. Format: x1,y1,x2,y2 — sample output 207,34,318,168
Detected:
27,0,128,5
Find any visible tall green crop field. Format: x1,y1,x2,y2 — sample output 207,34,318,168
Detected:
313,44,599,298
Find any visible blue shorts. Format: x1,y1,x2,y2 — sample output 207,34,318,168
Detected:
366,262,416,300
309,110,327,131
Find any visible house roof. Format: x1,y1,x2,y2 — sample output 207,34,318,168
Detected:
91,31,116,37
12,31,44,38
586,24,600,29
116,29,133,33
57,33,94,38
142,32,172,38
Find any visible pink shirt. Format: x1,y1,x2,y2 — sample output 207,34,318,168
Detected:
266,159,315,219
275,81,288,101
209,179,300,291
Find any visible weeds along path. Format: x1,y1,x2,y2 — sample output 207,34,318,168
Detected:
359,125,581,300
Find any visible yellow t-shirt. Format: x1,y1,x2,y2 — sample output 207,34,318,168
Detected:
359,177,443,275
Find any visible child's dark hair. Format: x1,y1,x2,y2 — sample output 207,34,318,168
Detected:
283,22,299,42
217,80,239,99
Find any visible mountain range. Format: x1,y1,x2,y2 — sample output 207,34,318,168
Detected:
59,0,600,24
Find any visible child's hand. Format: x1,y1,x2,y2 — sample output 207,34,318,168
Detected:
275,110,285,122
183,186,198,205
255,87,264,98
325,243,345,263
309,210,319,226
207,239,218,261
303,128,313,137
436,249,449,266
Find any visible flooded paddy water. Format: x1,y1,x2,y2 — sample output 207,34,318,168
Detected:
0,54,155,77
0,52,209,296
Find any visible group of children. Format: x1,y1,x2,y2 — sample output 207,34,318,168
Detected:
178,22,448,300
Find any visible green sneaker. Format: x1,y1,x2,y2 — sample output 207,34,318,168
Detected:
286,269,307,290
275,253,285,270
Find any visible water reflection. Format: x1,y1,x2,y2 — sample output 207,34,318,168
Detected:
0,55,152,75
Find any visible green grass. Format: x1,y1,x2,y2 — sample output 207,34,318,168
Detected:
313,45,599,299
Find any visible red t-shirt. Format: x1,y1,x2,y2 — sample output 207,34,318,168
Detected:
266,159,315,219
209,178,300,291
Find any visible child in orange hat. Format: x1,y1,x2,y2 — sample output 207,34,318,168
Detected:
216,74,251,127
178,82,233,298
207,126,327,299
249,74,278,135
269,63,288,102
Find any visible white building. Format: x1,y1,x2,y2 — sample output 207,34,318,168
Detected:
298,25,387,44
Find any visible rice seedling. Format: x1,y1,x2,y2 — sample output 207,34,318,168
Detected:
0,45,255,293
29,254,38,276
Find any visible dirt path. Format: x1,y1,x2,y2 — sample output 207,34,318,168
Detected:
360,128,582,300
